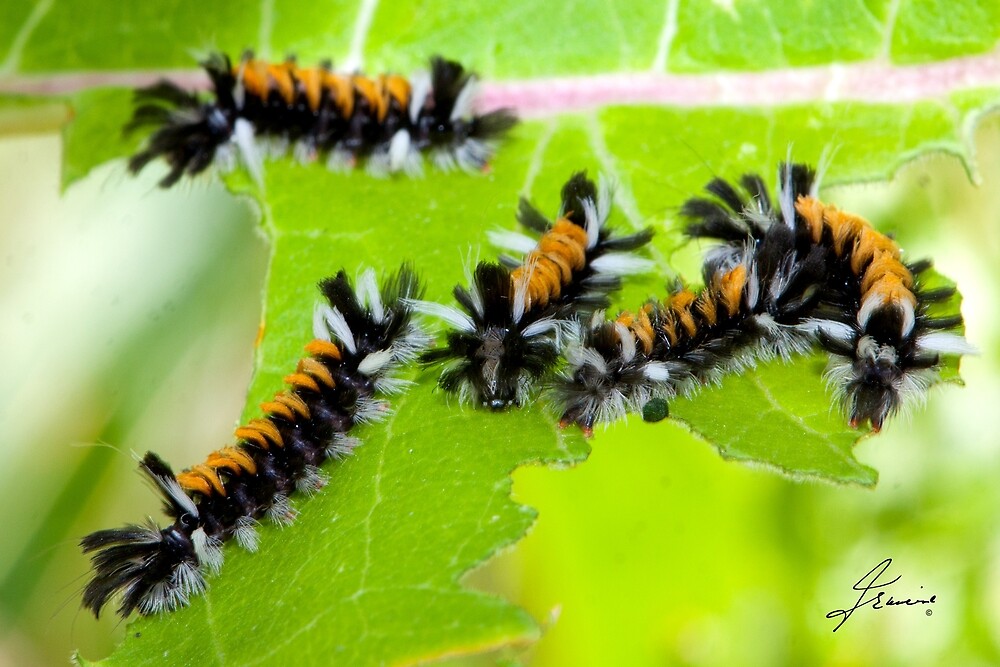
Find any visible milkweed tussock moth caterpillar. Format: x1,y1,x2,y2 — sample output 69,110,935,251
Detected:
555,163,974,436
413,172,655,409
81,265,429,618
127,51,517,187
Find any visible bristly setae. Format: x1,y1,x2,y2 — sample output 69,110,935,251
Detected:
126,51,517,187
554,163,973,436
414,172,654,410
80,265,429,618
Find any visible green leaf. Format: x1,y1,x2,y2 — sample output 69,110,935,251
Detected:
670,355,878,486
61,88,138,186
890,0,1000,63
91,96,980,661
4,0,998,75
94,128,596,666
0,0,992,664
105,394,585,666
669,0,891,72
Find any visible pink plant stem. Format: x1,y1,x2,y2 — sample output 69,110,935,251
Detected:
1,50,998,115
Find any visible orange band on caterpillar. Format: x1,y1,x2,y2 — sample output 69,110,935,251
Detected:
80,266,429,618
126,51,517,187
415,172,654,409
555,162,972,436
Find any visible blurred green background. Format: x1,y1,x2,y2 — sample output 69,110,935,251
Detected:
0,113,998,666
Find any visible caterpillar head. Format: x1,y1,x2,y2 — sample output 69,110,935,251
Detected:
554,319,664,437
417,263,560,409
126,75,237,187
430,322,559,410
843,335,904,432
80,452,221,618
81,521,204,618
819,323,903,432
817,311,963,432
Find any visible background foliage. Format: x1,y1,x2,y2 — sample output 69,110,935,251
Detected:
0,1,998,665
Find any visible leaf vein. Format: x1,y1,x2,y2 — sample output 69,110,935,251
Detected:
257,0,274,60
651,0,680,72
585,113,675,278
749,373,851,466
879,0,903,59
0,0,55,75
343,0,380,71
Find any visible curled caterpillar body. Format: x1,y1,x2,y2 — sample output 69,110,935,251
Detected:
127,52,517,187
555,163,972,435
686,162,974,431
81,265,429,618
415,172,654,409
791,197,973,431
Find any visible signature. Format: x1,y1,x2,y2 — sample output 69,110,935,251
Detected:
826,558,937,632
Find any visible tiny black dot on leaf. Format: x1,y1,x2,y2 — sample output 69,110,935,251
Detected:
642,398,669,423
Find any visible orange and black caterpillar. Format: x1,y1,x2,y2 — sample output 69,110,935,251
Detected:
415,172,654,408
127,51,517,187
555,163,973,435
80,265,429,618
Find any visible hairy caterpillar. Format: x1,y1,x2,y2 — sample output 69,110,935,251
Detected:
81,265,428,617
415,172,654,409
127,52,517,187
555,163,973,436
